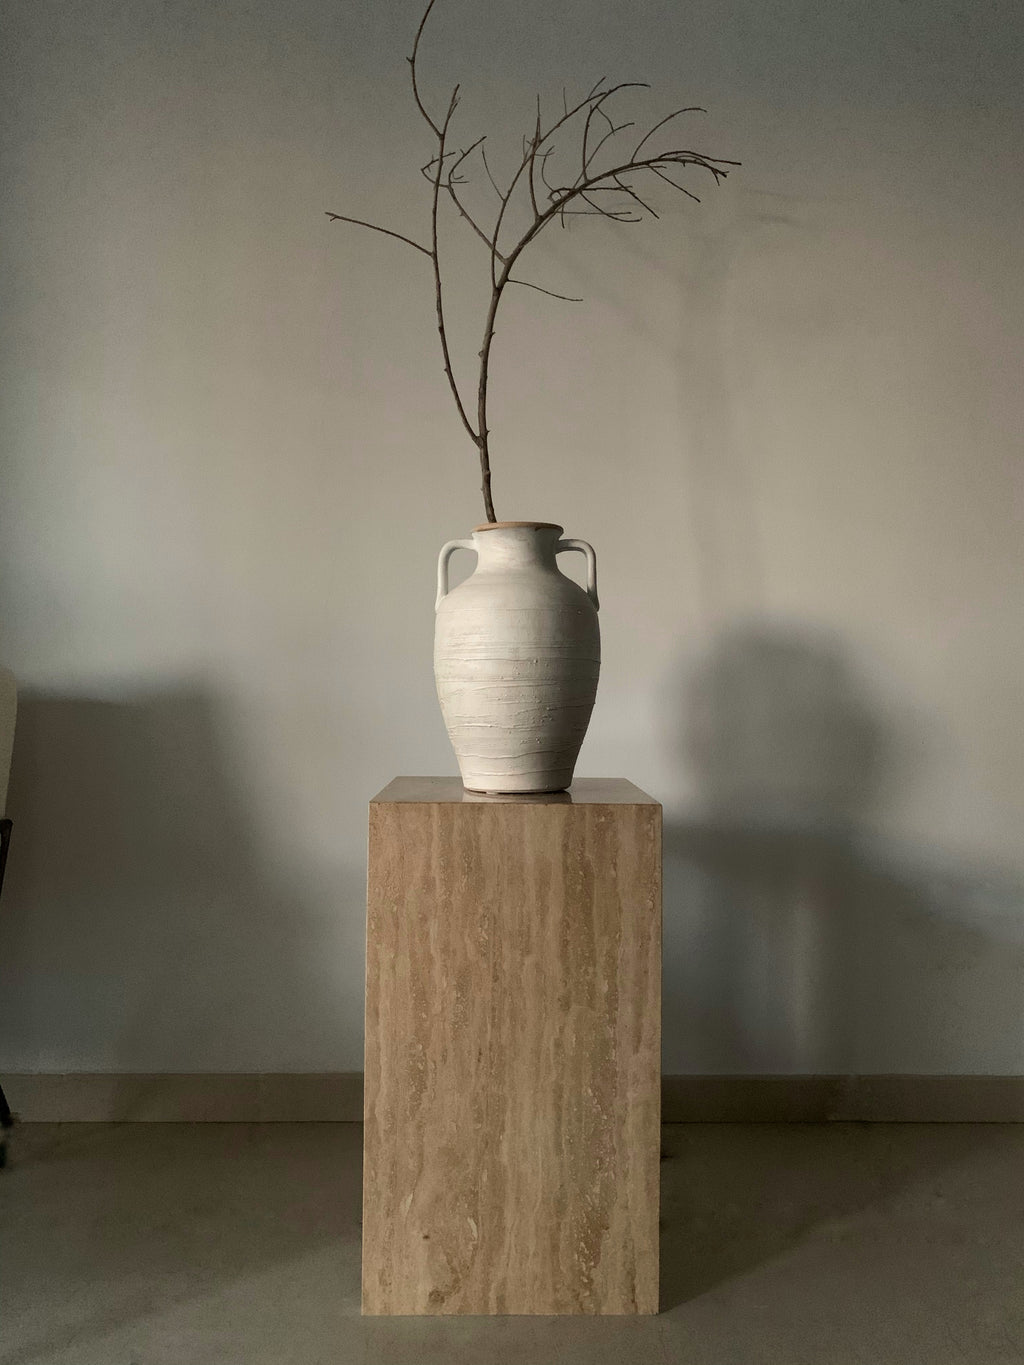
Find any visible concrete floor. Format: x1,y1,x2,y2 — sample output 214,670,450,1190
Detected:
1,1123,1022,1364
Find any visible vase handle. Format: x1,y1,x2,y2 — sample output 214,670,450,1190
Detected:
556,538,599,611
435,539,476,610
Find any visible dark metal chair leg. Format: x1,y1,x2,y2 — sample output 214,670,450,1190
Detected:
0,1084,11,1167
0,819,14,1167
0,817,11,895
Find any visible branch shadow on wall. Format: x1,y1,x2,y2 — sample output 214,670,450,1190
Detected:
0,686,365,1083
659,620,1024,1308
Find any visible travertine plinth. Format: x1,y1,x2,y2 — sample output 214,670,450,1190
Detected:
363,777,662,1315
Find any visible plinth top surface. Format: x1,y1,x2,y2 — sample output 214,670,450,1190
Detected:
371,776,659,806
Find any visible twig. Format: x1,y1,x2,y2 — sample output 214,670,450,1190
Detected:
490,79,626,271
408,0,442,137
325,212,431,257
480,144,502,198
650,164,703,202
428,87,480,459
508,278,583,302
444,136,500,254
583,113,635,176
580,83,647,181
527,97,542,219
633,106,706,160
612,174,659,219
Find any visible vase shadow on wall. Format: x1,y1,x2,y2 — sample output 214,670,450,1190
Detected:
658,620,1024,1309
1,686,366,1088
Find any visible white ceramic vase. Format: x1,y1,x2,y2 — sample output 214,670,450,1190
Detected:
434,521,600,794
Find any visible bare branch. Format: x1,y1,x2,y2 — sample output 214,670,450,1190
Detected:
508,277,583,302
428,86,479,451
420,149,459,180
325,212,431,257
581,100,599,177
331,0,738,523
489,79,624,268
612,174,659,219
527,96,542,218
562,206,638,219
538,148,570,227
480,144,502,198
473,114,736,524
513,149,734,261
633,106,705,160
447,136,486,178
579,83,649,182
408,0,442,136
441,135,501,253
538,148,559,199
447,182,503,255
442,144,510,261
583,114,635,176
474,111,736,499
650,164,702,202
579,190,641,222
655,151,738,173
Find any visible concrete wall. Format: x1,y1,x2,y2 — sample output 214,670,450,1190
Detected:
1,0,1021,1074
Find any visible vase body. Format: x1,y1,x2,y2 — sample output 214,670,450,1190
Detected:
434,522,600,794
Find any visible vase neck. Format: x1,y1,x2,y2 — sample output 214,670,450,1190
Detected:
471,524,563,570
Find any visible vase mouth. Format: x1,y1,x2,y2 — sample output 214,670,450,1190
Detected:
472,521,563,533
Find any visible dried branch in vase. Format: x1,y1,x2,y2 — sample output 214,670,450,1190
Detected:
326,0,738,522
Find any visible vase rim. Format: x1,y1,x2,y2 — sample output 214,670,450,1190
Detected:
472,521,563,532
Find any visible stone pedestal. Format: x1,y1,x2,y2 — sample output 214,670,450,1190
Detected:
362,777,662,1315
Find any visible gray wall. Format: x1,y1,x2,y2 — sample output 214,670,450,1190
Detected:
1,0,1021,1073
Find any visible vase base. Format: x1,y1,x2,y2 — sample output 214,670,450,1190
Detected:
464,786,570,797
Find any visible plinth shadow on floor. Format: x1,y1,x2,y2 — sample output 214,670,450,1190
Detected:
658,1120,1011,1311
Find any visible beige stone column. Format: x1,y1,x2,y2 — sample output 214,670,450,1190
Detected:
362,777,662,1315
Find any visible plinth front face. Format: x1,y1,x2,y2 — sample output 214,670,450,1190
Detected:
362,779,661,1315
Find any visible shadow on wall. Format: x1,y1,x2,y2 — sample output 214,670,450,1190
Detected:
663,621,1024,1074
0,687,365,1078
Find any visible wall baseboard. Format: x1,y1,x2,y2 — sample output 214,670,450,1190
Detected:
661,1074,1024,1122
5,1072,1024,1123
1,1073,365,1123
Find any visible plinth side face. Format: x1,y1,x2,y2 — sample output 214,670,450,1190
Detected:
363,795,661,1315
433,525,600,794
